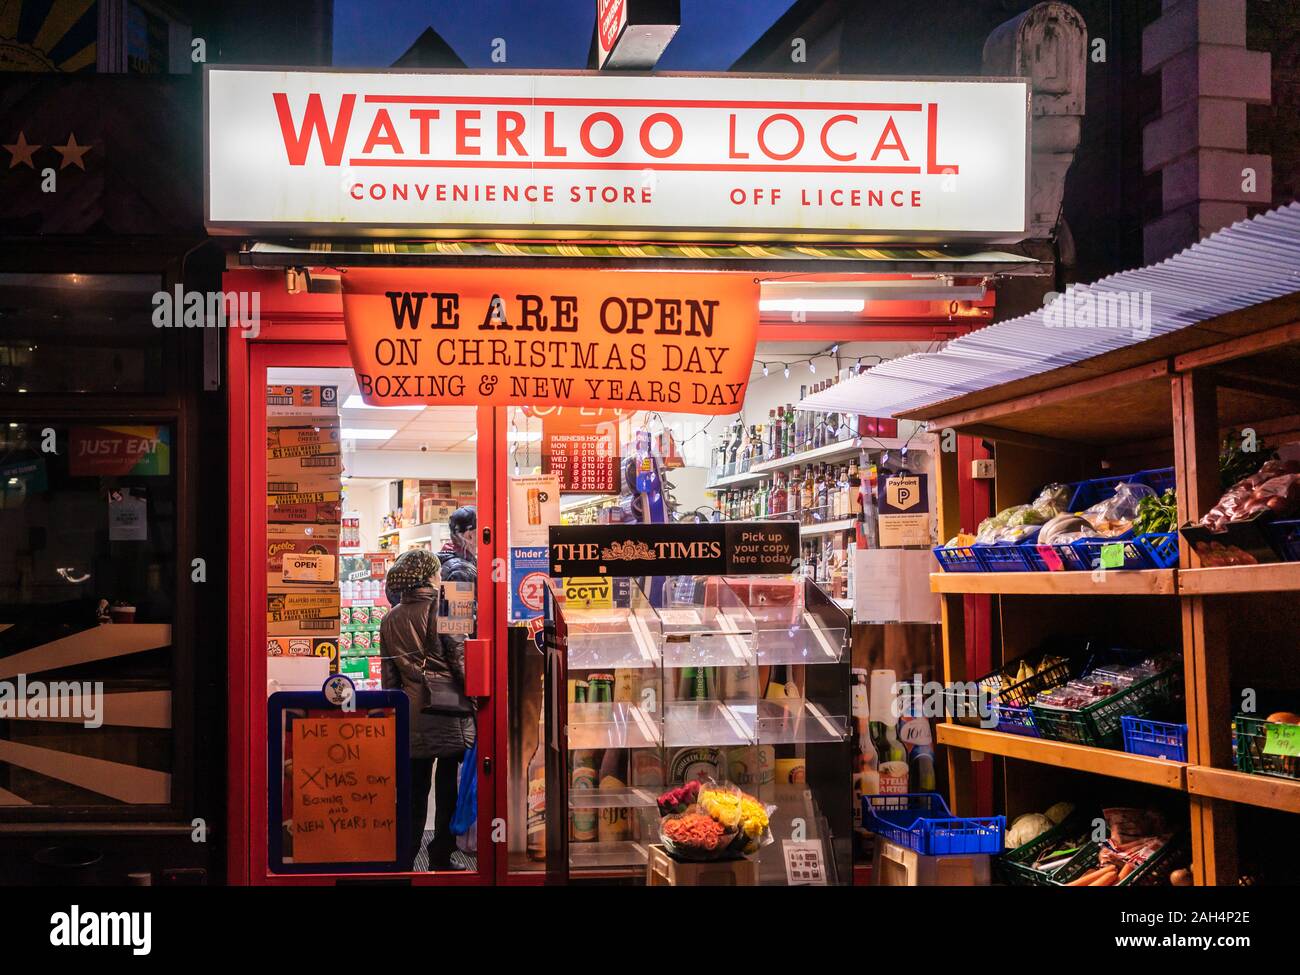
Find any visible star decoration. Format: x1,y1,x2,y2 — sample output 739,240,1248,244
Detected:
53,133,91,170
4,132,40,169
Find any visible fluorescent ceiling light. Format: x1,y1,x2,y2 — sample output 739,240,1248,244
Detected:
759,298,866,313
342,395,422,411
341,428,396,441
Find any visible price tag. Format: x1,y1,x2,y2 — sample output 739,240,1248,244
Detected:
1263,723,1300,758
1100,542,1125,569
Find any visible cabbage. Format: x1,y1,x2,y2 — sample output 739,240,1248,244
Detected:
1044,802,1075,825
1006,812,1055,850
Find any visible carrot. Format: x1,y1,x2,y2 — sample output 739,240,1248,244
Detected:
1089,868,1120,886
1067,866,1110,886
1119,861,1136,880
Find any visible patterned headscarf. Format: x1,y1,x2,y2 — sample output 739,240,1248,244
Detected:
384,548,441,603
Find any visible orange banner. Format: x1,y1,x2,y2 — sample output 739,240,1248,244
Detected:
341,269,759,414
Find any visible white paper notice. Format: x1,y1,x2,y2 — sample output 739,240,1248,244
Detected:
108,490,148,542
508,474,560,547
853,549,941,623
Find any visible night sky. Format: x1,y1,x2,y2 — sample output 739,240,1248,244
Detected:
332,0,798,70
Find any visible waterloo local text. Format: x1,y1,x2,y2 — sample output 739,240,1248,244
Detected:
206,72,1028,236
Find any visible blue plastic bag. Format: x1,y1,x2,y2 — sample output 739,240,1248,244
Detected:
450,742,477,838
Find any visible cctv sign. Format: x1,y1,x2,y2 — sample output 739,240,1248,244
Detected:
205,68,1029,241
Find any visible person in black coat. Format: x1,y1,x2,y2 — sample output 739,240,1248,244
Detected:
380,549,475,870
437,506,478,585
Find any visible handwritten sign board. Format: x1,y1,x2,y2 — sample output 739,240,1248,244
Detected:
268,690,409,873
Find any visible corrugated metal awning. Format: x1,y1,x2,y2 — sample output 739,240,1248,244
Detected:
802,202,1300,419
242,239,1042,274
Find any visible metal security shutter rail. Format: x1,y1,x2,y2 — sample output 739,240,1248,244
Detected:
802,202,1300,418
243,239,1039,274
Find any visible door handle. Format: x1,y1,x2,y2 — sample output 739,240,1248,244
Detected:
465,638,491,697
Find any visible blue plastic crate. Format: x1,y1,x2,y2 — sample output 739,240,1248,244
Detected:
974,543,1034,572
1027,540,1087,571
863,792,1005,855
1072,532,1147,571
1264,519,1300,562
992,704,1039,737
1134,531,1179,569
1121,715,1188,762
1140,467,1176,497
1068,467,1175,512
932,545,983,573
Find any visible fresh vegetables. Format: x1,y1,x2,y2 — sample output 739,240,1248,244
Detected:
1134,488,1178,535
973,483,1073,545
1006,812,1055,850
1200,458,1300,531
1032,653,1177,712
1220,431,1277,490
1044,801,1076,825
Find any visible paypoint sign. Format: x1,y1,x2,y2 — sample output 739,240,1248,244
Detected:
205,68,1029,241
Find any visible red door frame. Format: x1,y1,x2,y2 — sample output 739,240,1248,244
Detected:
225,267,992,884
225,282,498,885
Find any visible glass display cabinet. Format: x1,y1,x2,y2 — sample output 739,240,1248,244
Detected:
543,523,852,885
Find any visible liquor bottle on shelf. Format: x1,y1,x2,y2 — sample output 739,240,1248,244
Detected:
751,424,764,466
771,408,782,459
801,465,815,525
526,701,546,861
788,467,802,520
767,409,777,459
816,464,829,523
771,471,787,518
783,402,795,457
864,466,881,549
739,428,752,474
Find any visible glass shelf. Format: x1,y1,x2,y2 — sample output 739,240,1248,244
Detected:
568,786,661,809
660,631,756,669
565,631,661,670
566,702,662,751
752,698,850,745
568,840,651,870
752,617,848,667
664,700,754,748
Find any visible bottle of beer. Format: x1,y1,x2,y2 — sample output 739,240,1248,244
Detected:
597,748,630,843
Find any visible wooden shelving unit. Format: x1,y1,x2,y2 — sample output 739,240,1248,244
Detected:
937,724,1187,789
903,292,1300,887
930,570,1176,596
